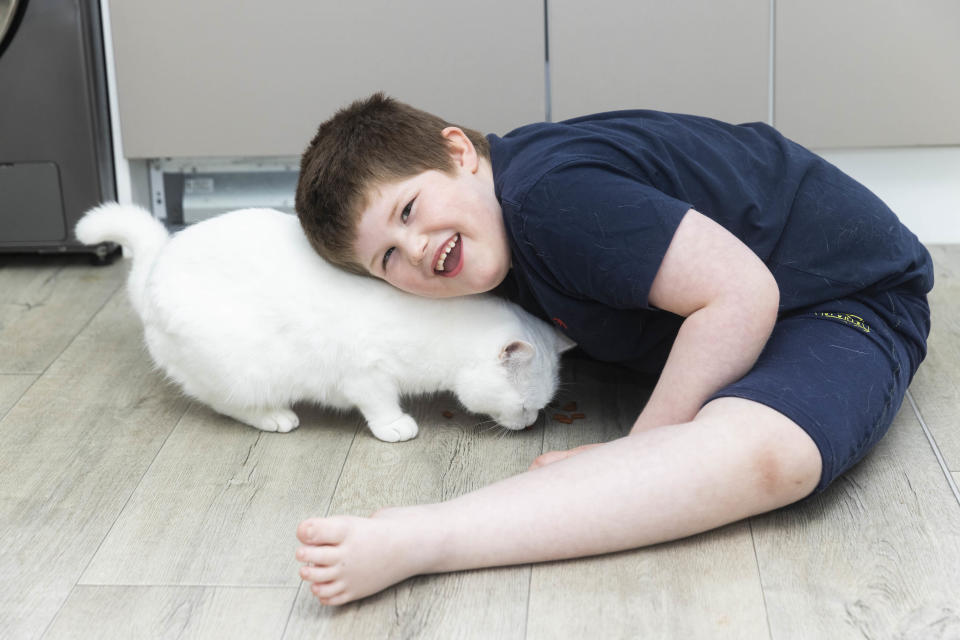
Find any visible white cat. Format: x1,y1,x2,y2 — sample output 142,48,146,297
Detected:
75,204,575,442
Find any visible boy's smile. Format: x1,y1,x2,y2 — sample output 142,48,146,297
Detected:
353,128,511,298
433,233,463,276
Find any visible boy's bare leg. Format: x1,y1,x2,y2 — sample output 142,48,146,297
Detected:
296,397,822,606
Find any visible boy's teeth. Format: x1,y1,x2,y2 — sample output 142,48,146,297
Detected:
436,235,458,272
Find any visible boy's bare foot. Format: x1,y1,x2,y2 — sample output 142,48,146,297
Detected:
296,507,440,606
528,442,603,470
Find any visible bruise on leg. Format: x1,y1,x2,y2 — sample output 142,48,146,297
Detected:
752,446,785,497
699,396,822,503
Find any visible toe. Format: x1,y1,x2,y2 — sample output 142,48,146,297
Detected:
296,544,340,566
312,580,346,599
300,564,340,583
296,520,317,543
319,591,354,607
297,516,350,545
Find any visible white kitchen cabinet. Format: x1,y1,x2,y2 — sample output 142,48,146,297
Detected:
109,1,546,158
548,0,770,124
776,0,960,148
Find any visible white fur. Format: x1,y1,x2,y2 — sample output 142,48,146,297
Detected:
75,204,576,441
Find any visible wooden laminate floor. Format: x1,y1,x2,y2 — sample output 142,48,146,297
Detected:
2,247,959,640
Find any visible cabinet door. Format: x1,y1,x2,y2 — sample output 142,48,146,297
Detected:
549,0,770,123
109,1,545,158
776,0,960,148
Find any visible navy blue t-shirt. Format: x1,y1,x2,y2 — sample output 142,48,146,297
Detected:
488,110,933,374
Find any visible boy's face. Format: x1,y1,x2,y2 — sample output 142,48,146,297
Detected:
353,129,511,298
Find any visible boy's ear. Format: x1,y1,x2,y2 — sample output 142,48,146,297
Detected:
441,127,477,172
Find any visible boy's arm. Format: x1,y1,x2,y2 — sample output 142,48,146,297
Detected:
631,209,779,434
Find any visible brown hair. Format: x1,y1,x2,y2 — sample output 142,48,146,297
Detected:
295,92,490,275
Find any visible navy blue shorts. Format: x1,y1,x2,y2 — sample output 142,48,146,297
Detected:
705,289,931,494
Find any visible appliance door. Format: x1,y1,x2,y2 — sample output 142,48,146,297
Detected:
0,1,20,49
0,0,114,253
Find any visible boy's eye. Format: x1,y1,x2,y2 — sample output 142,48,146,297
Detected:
382,247,394,271
401,198,414,222
382,198,415,271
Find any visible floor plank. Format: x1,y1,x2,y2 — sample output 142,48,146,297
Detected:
0,255,124,374
527,524,768,640
43,586,295,640
80,403,359,587
752,404,960,639
909,244,960,472
0,291,190,640
282,392,544,640
525,361,769,639
0,373,35,417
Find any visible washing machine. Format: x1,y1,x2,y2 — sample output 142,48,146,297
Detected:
0,0,117,259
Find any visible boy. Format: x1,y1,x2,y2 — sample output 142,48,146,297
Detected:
293,93,932,606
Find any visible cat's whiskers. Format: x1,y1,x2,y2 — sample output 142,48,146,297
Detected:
475,419,500,434
495,425,516,440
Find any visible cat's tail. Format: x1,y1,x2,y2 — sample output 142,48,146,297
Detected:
75,203,170,317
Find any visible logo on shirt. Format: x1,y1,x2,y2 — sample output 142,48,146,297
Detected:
814,311,871,333
552,317,568,330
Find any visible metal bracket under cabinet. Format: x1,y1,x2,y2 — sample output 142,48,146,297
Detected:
148,157,299,225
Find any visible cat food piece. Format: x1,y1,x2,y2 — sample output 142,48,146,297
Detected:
571,412,586,420
552,413,573,424
561,401,578,412
442,410,455,419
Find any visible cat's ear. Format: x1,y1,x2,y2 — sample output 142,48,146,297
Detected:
499,340,535,366
555,330,577,354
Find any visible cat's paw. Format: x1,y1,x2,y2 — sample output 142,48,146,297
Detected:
368,414,419,442
246,408,300,433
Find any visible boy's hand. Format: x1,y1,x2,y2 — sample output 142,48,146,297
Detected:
528,443,603,470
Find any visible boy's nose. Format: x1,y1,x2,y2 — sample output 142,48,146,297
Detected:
408,235,429,267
